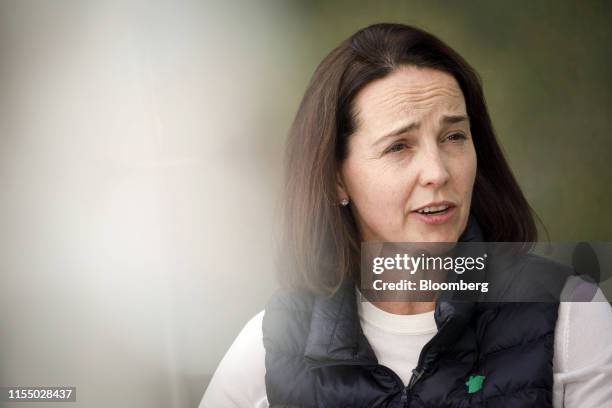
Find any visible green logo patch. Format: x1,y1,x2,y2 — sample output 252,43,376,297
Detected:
465,375,485,394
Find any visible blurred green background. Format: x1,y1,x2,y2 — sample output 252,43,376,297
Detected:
272,0,612,241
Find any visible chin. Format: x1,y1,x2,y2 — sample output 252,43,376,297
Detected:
408,228,459,243
421,235,457,243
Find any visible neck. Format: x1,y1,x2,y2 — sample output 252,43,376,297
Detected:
370,301,436,315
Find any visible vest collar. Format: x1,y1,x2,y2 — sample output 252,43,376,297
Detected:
303,213,485,369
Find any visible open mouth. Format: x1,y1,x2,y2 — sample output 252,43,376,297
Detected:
416,205,450,216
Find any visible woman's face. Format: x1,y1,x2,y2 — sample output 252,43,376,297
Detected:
338,66,477,243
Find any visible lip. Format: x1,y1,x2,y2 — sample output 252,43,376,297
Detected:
411,201,457,225
412,200,456,212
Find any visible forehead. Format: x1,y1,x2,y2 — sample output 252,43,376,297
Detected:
352,66,466,132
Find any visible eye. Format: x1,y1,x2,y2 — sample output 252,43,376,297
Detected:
386,143,407,154
446,132,467,142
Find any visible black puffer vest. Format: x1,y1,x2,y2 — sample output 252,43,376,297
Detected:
263,217,568,407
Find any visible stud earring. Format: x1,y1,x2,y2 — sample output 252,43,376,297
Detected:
340,198,350,206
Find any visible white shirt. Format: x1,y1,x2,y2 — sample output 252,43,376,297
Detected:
200,288,612,408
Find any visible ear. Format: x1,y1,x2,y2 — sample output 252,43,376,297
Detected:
336,170,349,203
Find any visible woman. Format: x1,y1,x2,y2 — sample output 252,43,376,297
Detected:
201,23,612,407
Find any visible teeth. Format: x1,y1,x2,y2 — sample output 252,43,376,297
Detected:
418,205,449,214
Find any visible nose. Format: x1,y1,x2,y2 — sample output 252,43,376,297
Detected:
416,144,450,188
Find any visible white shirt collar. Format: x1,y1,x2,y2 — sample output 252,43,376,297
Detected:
355,285,438,335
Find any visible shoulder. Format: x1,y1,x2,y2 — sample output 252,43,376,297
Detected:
264,285,315,313
262,286,314,354
244,309,265,335
486,250,574,302
488,248,573,276
553,293,612,407
555,292,612,372
216,310,265,355
211,310,266,371
230,310,266,362
199,311,267,408
511,252,574,281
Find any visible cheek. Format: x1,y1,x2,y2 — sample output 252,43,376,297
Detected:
343,159,414,223
451,147,477,197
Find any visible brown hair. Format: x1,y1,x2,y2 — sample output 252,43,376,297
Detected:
278,23,539,296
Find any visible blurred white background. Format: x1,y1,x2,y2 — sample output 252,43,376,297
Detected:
2,1,611,407
0,1,298,406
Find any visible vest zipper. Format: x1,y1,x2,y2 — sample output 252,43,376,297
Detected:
403,339,436,406
407,335,435,390
367,363,430,407
401,367,426,407
407,367,425,390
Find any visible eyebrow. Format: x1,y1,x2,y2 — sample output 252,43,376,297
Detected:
372,114,470,147
442,114,470,126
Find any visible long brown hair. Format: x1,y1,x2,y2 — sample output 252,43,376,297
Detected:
278,23,539,296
